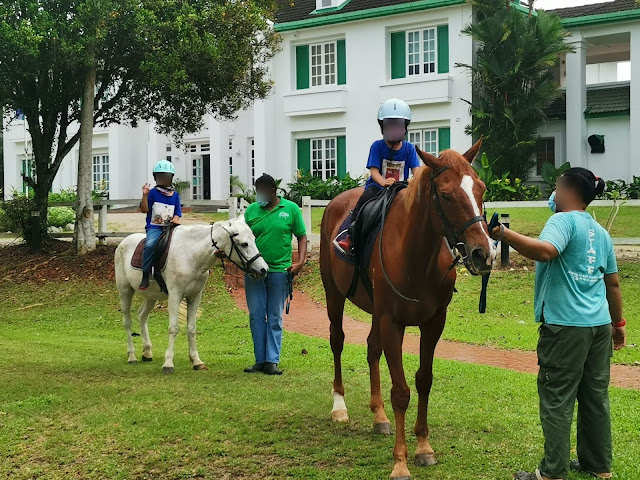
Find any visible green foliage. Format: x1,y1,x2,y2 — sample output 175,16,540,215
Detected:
1,192,48,241
540,161,571,195
286,171,365,206
173,178,190,195
474,152,541,201
48,188,78,204
459,0,573,181
47,206,75,228
598,177,640,200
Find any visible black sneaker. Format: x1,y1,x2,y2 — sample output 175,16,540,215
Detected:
243,363,265,373
263,363,283,375
139,271,151,290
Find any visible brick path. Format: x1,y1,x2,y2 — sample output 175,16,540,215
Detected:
226,270,640,390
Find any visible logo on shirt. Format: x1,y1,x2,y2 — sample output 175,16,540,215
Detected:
279,212,290,219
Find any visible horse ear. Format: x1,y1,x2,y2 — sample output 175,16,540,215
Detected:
463,137,483,164
415,145,441,169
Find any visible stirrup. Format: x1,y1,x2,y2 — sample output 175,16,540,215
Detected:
333,229,353,256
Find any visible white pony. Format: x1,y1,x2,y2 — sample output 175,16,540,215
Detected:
114,218,268,373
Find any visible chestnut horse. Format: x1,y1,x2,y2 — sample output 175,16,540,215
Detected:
320,140,496,479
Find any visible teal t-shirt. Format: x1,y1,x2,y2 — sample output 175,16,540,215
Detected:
534,211,618,327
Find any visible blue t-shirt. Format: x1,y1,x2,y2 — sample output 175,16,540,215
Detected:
145,188,182,229
364,140,421,189
534,211,618,327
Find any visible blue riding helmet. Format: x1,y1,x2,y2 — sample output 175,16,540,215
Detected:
153,160,175,174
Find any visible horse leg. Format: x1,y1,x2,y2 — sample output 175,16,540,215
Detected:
138,298,156,362
369,315,392,435
186,291,208,371
162,293,182,374
413,309,446,467
327,282,348,423
382,316,412,480
120,286,137,364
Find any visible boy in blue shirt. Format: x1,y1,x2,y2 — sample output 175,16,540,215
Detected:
338,98,421,252
139,160,182,289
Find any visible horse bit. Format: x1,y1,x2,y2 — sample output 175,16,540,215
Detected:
210,224,263,273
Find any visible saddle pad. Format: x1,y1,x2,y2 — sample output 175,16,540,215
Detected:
130,227,175,271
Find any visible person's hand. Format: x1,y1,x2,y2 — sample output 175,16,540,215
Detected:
287,262,304,276
383,178,396,187
142,183,151,195
612,323,626,351
490,224,503,241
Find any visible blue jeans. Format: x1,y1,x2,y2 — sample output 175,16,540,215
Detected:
244,272,289,364
142,227,163,272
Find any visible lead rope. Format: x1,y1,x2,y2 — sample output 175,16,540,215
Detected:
479,212,501,314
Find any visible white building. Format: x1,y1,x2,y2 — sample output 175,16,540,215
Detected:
3,0,640,201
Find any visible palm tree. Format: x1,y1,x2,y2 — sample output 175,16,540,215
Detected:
459,0,573,181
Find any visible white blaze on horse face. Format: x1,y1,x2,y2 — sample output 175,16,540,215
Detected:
460,175,496,261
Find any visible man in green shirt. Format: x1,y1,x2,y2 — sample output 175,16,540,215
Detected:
243,174,307,375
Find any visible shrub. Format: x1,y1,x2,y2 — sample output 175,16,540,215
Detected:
485,177,541,202
0,206,9,232
48,187,77,204
540,162,571,196
2,193,48,241
48,207,75,228
286,171,364,206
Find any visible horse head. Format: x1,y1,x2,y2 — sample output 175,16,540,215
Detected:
212,218,269,279
415,139,496,276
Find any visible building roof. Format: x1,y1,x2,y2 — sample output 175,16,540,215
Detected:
274,0,462,25
546,85,630,119
547,0,639,19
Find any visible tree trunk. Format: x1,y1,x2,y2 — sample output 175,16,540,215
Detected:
74,49,97,255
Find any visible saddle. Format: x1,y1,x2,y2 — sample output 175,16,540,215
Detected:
334,182,408,299
131,224,178,294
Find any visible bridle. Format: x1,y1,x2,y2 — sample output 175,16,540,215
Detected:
210,223,263,274
379,166,488,302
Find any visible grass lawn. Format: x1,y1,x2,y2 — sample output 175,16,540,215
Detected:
295,259,640,365
309,206,640,237
1,268,639,480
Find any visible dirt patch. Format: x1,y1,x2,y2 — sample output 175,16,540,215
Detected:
0,240,116,285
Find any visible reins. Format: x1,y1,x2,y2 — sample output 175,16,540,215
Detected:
210,224,263,274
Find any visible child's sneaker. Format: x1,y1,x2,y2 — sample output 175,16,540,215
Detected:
338,236,353,253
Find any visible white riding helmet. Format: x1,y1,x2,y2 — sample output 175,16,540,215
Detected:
377,98,411,121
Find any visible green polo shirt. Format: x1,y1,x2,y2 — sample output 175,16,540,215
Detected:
244,197,307,272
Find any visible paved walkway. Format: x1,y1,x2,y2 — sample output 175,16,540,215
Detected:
228,281,640,390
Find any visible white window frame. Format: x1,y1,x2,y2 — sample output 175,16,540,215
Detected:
408,129,439,156
407,27,437,77
249,138,255,186
310,41,337,88
92,154,110,192
311,137,337,180
192,157,203,199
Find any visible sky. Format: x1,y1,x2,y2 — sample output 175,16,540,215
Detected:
535,0,613,9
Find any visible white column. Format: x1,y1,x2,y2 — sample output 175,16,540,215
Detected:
565,36,588,168
630,26,640,181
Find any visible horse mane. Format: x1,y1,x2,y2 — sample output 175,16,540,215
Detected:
405,149,468,212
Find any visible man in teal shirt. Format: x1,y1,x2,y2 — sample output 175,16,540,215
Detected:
243,174,307,375
490,168,626,480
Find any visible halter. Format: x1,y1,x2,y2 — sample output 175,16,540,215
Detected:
210,224,263,274
379,166,488,302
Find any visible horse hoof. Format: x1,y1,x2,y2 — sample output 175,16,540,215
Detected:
331,409,349,423
390,476,412,480
162,367,174,374
142,356,153,362
193,364,209,371
415,453,438,467
373,422,393,435
128,360,138,364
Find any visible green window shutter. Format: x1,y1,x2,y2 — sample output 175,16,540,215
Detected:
438,127,450,153
296,45,310,90
297,139,311,173
337,136,347,179
437,25,449,74
337,40,346,85
390,31,406,79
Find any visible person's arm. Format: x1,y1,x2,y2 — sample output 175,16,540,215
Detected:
491,226,559,262
605,273,626,350
140,184,150,213
288,234,308,276
171,193,182,224
370,167,394,187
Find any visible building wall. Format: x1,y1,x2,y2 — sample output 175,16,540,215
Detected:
586,116,631,181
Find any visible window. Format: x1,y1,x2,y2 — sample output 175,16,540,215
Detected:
311,42,336,87
192,157,203,199
166,145,172,152
407,28,436,76
92,154,109,192
188,144,197,153
250,138,255,186
311,137,337,180
409,129,439,156
536,138,555,176
201,143,210,152
229,138,233,194
18,155,34,195
166,155,172,162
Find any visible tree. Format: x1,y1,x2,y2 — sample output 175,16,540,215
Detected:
458,0,572,181
0,0,280,250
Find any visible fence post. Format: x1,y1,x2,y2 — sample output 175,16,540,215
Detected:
302,196,312,235
30,211,41,253
98,203,108,246
500,213,510,267
228,196,237,219
239,199,248,216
